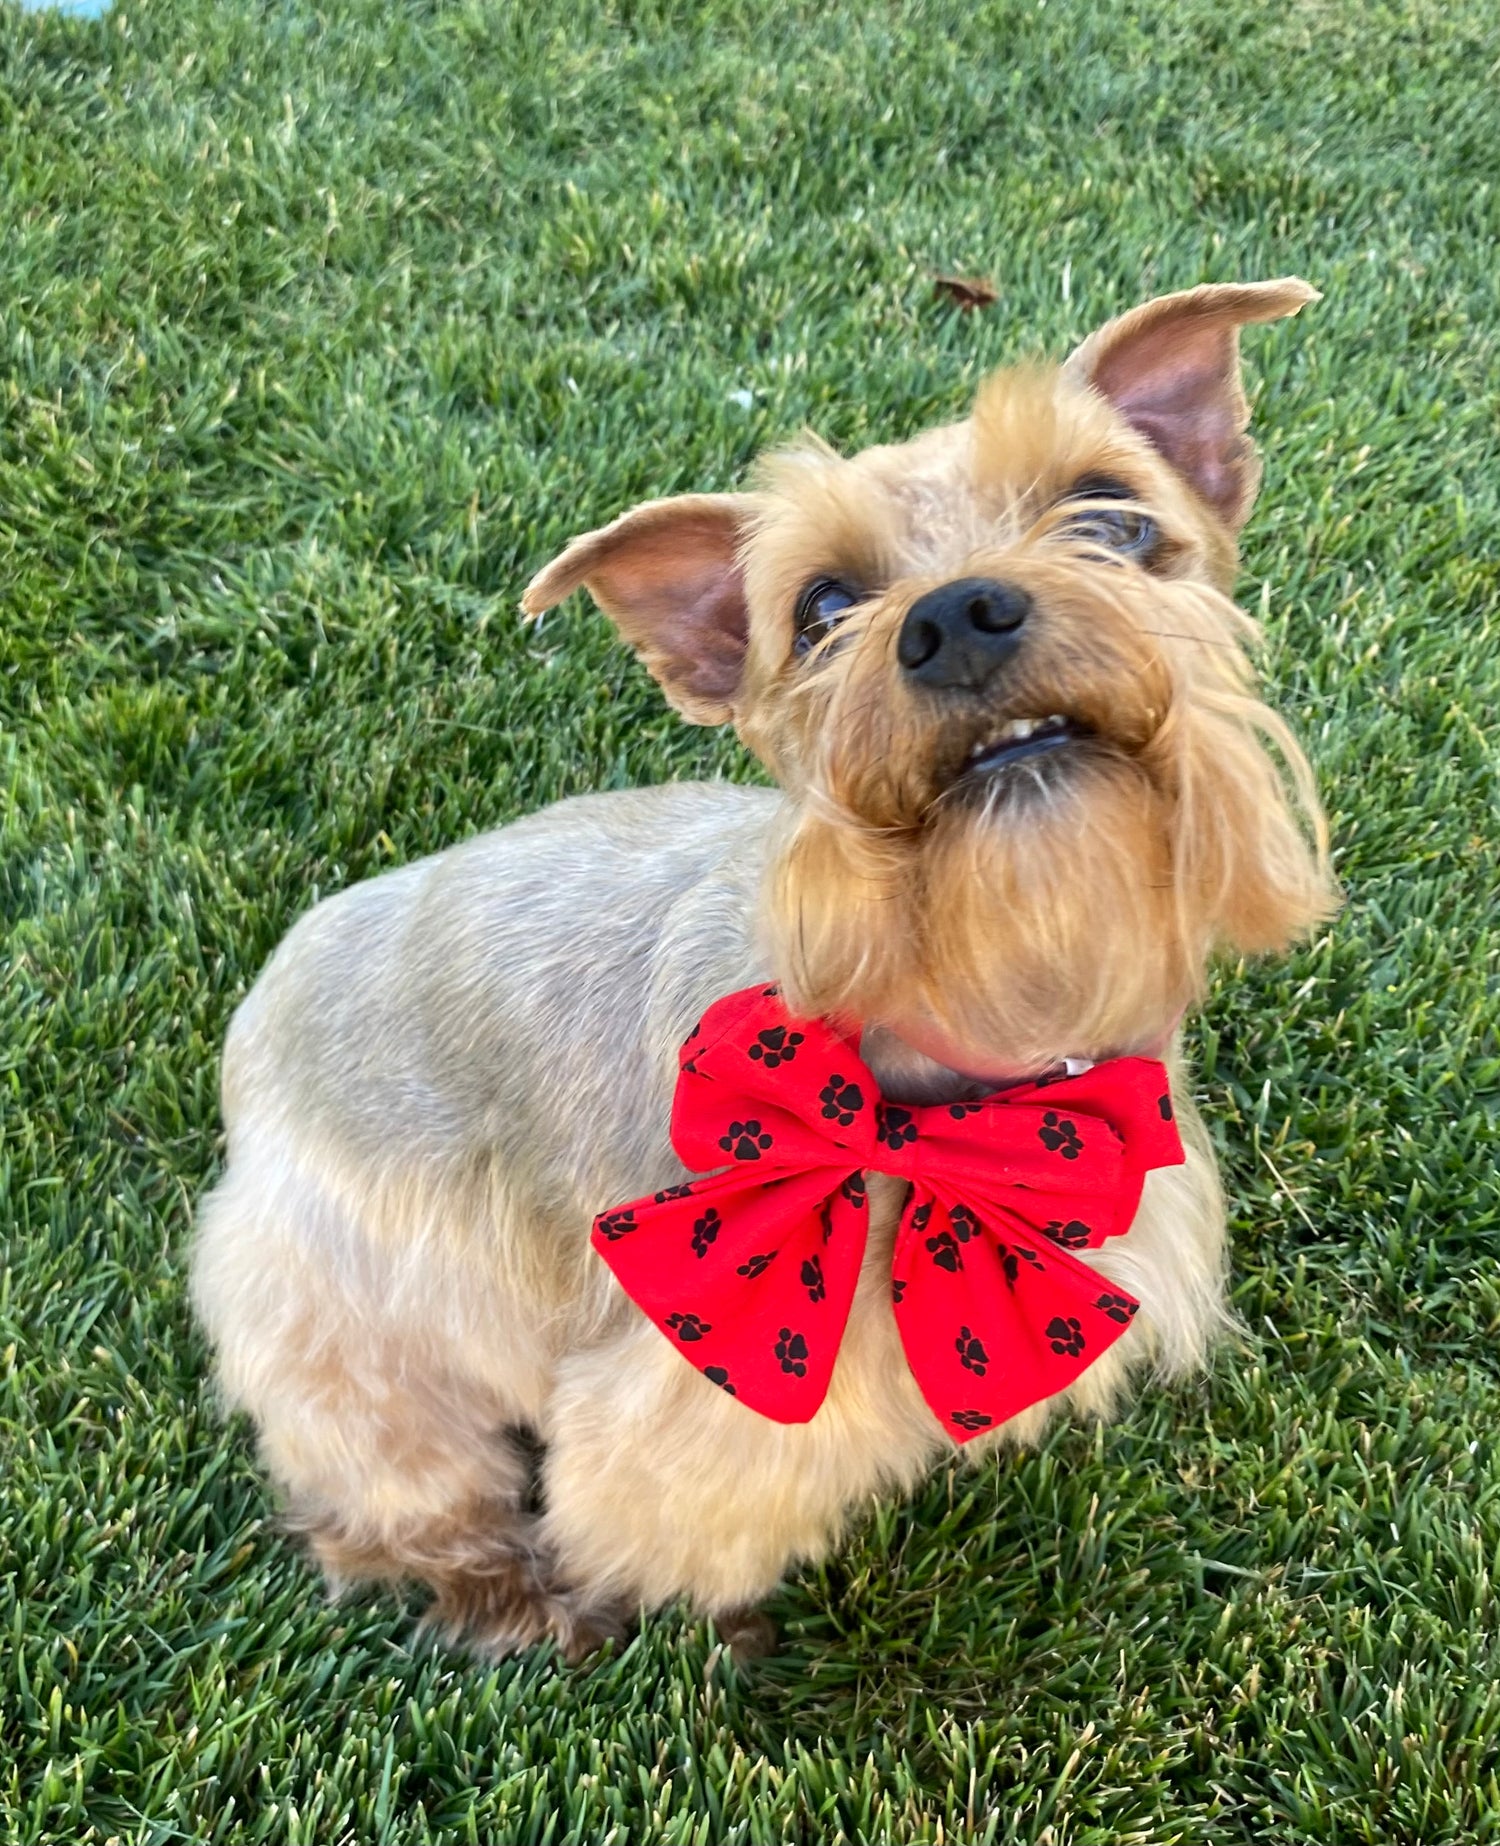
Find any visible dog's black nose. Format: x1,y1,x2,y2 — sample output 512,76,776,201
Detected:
897,577,1031,691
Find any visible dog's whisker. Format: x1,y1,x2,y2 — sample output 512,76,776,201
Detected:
1137,629,1241,649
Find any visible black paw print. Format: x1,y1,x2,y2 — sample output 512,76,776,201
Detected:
947,1100,983,1119
800,1255,826,1302
736,1251,776,1279
995,1241,1019,1288
1015,1245,1044,1270
1043,1218,1092,1250
909,1200,933,1233
760,985,781,999
719,1118,774,1161
666,1312,712,1342
704,1365,737,1396
892,1277,907,1305
877,1106,919,1150
950,1409,993,1432
690,1208,722,1257
596,1208,637,1242
654,1183,694,1203
955,1325,989,1376
1045,1315,1086,1357
818,1198,835,1244
1158,1092,1174,1121
948,1203,981,1244
926,1230,962,1273
1095,1292,1137,1325
839,1172,868,1208
819,1075,864,1126
1038,1112,1084,1159
749,1025,805,1069
775,1327,809,1377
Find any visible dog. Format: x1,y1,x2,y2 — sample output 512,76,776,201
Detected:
192,279,1335,1662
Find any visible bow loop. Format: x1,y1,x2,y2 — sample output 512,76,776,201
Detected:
669,986,877,1174
595,985,1186,1442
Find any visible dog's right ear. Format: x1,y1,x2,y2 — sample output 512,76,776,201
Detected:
521,494,753,725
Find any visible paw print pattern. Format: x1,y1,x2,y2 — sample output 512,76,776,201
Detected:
950,1409,993,1432
955,1325,989,1376
892,1277,907,1305
839,1172,868,1209
909,1201,933,1233
666,1312,712,1343
1045,1315,1086,1357
819,1075,864,1126
947,1100,984,1119
948,1204,981,1244
690,1209,722,1257
819,1198,835,1244
877,1105,919,1151
926,1230,962,1273
995,1242,1019,1288
1015,1245,1044,1270
654,1183,694,1203
748,1025,805,1069
704,1365,737,1396
1095,1292,1138,1325
736,1251,776,1279
800,1255,826,1302
596,1208,637,1242
1038,1112,1084,1159
1158,1092,1174,1121
775,1328,809,1377
719,1118,774,1161
1043,1218,1092,1250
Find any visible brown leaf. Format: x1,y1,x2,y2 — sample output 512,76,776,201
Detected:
932,272,998,312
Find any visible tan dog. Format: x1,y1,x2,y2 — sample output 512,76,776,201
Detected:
192,281,1335,1661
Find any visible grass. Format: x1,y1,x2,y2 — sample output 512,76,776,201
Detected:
1,0,1498,1838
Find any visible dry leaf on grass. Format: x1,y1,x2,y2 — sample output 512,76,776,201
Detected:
932,272,998,311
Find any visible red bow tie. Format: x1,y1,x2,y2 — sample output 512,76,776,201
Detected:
592,985,1185,1443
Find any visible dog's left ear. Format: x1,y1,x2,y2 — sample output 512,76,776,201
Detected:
521,493,753,724
1067,278,1319,530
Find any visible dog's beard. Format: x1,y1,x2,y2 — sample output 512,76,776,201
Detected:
755,573,1332,1067
764,752,1188,1065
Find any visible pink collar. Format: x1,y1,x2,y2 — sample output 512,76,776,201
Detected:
872,1010,1185,1093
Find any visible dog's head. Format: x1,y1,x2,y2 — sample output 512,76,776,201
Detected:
524,281,1336,1068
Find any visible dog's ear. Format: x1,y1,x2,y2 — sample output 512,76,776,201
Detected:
1067,279,1318,530
521,494,753,724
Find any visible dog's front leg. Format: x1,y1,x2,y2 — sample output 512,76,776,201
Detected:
538,1236,945,1649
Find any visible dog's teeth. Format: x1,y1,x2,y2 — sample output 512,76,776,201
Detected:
970,716,1050,759
965,714,1076,767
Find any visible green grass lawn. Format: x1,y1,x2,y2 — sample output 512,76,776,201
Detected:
3,0,1498,1838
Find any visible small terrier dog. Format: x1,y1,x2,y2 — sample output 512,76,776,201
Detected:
193,280,1335,1661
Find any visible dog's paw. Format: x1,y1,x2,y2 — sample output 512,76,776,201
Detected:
423,1557,630,1666
710,1606,778,1661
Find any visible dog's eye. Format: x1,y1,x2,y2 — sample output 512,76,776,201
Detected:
793,578,859,656
1062,478,1158,560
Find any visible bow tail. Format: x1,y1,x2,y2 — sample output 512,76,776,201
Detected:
891,1199,1141,1444
592,1166,870,1423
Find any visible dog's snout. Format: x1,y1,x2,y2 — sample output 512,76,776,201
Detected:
896,577,1031,691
